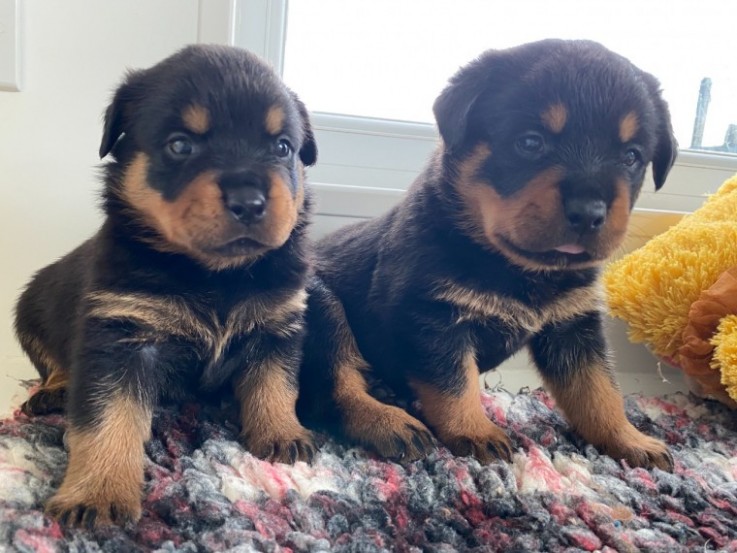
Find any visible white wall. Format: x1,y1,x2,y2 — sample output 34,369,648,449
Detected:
0,1,202,409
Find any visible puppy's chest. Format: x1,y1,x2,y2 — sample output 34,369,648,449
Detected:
432,280,603,337
86,289,306,366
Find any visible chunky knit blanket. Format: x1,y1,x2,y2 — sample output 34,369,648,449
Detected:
1,387,737,552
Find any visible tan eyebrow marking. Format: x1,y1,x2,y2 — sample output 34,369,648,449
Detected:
265,105,285,135
182,104,210,134
541,103,568,134
619,111,639,142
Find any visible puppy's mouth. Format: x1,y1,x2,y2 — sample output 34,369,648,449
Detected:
552,243,587,255
211,236,269,257
500,236,595,267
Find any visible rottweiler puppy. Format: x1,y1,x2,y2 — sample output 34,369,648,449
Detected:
298,39,677,470
15,44,317,527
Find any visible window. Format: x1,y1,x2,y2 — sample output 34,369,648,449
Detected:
228,0,737,229
284,0,736,153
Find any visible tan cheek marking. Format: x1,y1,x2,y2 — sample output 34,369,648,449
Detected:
506,167,565,239
295,167,306,210
457,143,492,181
608,179,632,237
164,173,226,247
121,154,226,252
265,105,285,135
454,144,498,240
456,156,564,252
541,103,568,134
619,112,639,142
182,104,210,134
263,172,298,246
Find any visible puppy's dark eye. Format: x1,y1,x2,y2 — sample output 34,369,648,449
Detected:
622,148,641,167
275,138,293,158
166,135,195,159
515,132,546,157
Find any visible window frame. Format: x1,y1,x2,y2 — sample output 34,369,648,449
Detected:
202,0,737,223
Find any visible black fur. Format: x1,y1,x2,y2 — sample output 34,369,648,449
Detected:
298,39,676,470
15,44,317,527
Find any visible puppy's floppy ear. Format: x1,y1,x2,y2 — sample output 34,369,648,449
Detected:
651,100,678,190
289,90,317,167
642,73,678,190
433,62,487,154
99,70,145,159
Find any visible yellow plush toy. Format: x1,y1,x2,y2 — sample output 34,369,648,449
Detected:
604,173,737,408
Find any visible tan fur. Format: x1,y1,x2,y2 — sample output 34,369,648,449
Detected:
454,144,630,270
41,362,69,391
608,179,632,237
122,155,225,245
45,395,152,523
504,167,567,249
544,366,672,470
619,111,639,142
315,296,432,460
87,291,211,343
18,333,66,384
264,171,300,247
541,103,568,134
335,362,417,431
411,352,511,461
182,104,211,134
120,153,291,271
120,154,248,267
87,289,306,362
433,279,603,342
454,144,499,245
320,291,367,370
265,106,285,135
235,358,311,461
334,358,432,460
455,150,568,270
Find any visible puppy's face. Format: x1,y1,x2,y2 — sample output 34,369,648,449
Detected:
434,39,677,271
100,45,317,271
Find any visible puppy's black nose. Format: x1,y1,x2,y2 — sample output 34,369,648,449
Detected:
224,187,267,224
564,198,607,233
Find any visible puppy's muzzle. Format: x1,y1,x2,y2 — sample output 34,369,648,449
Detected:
220,171,267,225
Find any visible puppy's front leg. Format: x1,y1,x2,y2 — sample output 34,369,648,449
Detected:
233,330,315,464
410,350,513,464
45,333,163,527
530,311,673,471
299,281,435,463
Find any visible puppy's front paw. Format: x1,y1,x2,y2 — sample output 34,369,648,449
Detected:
440,420,513,464
603,428,674,471
344,404,436,463
241,427,316,464
45,488,141,529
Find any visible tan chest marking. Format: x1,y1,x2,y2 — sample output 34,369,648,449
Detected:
433,280,603,333
86,289,307,362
